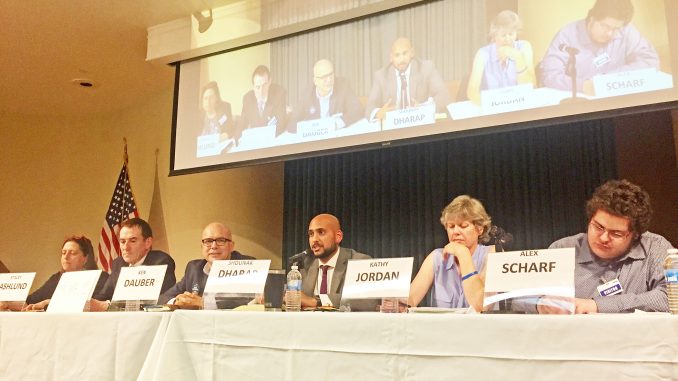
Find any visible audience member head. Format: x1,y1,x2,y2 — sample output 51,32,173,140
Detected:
252,65,271,102
313,59,335,97
201,222,235,263
488,10,522,46
60,235,96,272
390,37,415,72
440,195,492,250
308,213,343,261
119,218,153,264
585,179,652,260
586,0,634,44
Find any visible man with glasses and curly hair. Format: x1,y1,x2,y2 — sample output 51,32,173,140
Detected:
158,222,254,308
543,179,674,314
539,0,659,95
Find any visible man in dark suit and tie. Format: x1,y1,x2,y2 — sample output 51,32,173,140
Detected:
299,214,373,310
289,59,364,133
90,218,176,311
238,65,288,137
158,222,254,308
366,37,450,120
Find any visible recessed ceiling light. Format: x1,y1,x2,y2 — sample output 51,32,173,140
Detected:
71,78,96,88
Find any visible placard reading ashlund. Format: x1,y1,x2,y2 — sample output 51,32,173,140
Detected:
483,248,575,307
341,257,413,299
112,265,168,302
0,272,36,302
47,270,102,313
204,259,271,294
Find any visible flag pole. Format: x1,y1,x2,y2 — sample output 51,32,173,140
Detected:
122,138,131,222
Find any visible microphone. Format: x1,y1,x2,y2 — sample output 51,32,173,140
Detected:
559,43,579,55
288,250,308,269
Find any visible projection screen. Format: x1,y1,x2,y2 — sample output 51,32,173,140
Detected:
170,0,678,175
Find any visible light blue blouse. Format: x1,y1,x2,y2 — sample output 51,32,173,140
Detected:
431,245,490,308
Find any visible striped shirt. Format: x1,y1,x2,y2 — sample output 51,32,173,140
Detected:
550,232,673,312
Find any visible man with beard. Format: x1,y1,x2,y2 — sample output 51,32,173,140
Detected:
299,214,372,309
543,179,673,314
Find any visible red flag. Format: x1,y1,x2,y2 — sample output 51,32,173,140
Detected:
97,162,139,272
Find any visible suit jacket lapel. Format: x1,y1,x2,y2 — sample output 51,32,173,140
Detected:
305,258,320,296
330,248,349,295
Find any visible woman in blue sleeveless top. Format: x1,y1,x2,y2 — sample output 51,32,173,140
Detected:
409,195,494,311
466,10,536,104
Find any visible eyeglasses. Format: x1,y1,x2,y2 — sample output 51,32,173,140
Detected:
588,220,630,241
201,237,232,246
594,19,624,35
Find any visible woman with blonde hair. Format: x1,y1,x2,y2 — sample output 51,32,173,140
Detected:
409,195,494,311
466,10,536,104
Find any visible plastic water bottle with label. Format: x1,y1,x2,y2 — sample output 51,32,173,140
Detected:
664,248,678,314
286,264,302,312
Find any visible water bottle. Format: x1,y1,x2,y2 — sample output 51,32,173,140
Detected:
286,264,302,312
664,248,678,314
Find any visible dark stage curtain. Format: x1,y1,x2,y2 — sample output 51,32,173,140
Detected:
282,119,617,277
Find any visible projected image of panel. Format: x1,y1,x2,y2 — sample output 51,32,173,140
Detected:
171,0,676,174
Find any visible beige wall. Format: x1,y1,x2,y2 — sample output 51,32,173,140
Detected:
0,86,284,291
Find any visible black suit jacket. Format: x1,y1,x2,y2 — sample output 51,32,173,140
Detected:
238,84,287,137
158,251,254,304
94,250,176,301
289,78,364,133
26,271,109,305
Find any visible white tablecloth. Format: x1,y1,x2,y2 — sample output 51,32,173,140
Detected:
145,310,678,381
0,312,170,381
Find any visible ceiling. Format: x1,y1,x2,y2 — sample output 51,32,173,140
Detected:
0,0,238,118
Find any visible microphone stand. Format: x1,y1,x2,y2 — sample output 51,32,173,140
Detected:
560,49,586,104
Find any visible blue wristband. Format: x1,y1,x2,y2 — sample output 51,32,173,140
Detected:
461,271,478,281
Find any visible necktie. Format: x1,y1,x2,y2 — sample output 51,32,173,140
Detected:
258,101,264,115
400,72,408,109
319,265,330,294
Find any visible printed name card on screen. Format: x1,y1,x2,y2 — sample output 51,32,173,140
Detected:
0,272,35,302
592,68,673,98
480,83,538,115
196,134,233,158
204,259,271,294
296,117,337,142
47,270,102,313
112,265,168,302
482,248,575,309
341,257,413,300
382,102,435,130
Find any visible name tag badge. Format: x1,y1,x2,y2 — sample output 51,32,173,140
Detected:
597,278,623,297
218,114,228,126
593,53,610,68
319,294,333,307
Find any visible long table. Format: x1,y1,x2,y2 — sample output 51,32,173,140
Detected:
2,311,677,380
0,312,170,381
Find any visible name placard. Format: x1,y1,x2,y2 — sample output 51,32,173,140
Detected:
296,117,336,142
0,272,35,302
341,257,413,299
382,102,435,130
483,248,575,307
593,68,673,98
47,270,102,313
235,125,277,151
112,265,167,302
204,259,271,294
481,83,537,115
196,134,233,158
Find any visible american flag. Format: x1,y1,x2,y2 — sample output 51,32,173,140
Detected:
97,163,139,272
